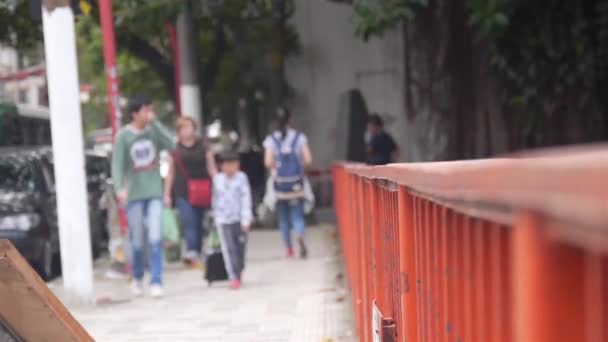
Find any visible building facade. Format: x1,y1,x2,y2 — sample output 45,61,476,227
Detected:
287,0,407,168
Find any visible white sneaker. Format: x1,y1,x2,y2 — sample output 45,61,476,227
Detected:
130,280,144,297
150,284,164,298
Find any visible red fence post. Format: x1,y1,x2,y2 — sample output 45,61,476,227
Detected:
397,187,418,342
361,178,373,342
370,181,383,316
491,223,512,342
513,212,585,342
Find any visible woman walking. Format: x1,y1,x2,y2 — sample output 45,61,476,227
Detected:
164,117,217,267
263,107,313,258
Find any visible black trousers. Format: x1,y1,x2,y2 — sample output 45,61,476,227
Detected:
217,223,247,280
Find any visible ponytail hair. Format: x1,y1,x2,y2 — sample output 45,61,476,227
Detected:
276,106,291,140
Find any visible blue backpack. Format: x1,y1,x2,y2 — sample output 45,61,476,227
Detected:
272,132,304,196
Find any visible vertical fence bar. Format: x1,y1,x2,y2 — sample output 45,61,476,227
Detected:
473,220,489,342
430,203,440,342
585,252,604,342
361,179,372,342
603,257,608,341
414,196,425,342
390,190,402,339
370,181,383,319
356,176,366,342
490,223,512,342
440,207,449,342
513,212,585,342
463,216,473,342
422,199,431,342
352,174,363,340
448,211,459,342
397,187,418,342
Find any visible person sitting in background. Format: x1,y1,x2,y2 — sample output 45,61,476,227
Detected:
212,150,253,290
164,117,217,269
365,114,399,165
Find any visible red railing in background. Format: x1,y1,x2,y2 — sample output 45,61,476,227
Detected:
333,146,608,342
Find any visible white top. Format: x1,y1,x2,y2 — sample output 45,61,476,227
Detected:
263,129,308,156
212,172,253,227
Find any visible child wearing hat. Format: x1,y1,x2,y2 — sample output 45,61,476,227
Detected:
212,150,252,289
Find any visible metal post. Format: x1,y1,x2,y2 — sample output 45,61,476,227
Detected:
177,7,203,129
41,0,93,303
513,212,585,342
397,187,418,342
166,23,181,115
99,0,121,138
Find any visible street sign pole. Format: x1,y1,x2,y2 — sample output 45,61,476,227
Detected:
41,0,94,303
99,0,121,139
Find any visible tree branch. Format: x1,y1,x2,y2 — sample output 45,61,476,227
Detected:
116,30,176,105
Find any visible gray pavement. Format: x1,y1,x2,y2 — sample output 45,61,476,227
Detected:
51,224,355,342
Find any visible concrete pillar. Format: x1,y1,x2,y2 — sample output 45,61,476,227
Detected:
41,0,94,303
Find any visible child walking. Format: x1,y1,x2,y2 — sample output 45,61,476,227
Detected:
212,151,252,290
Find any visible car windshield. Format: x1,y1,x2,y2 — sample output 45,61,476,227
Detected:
0,157,35,191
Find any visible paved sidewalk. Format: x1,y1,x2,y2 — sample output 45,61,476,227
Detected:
51,224,355,342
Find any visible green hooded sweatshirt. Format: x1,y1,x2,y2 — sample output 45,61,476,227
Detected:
111,121,175,201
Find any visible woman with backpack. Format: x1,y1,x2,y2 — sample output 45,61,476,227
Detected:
263,107,313,258
164,117,217,268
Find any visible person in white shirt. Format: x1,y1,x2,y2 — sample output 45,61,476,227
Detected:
212,150,252,290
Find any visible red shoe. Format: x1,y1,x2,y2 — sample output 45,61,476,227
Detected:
230,279,241,290
286,248,295,258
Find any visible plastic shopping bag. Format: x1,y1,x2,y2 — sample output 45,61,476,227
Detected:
163,208,182,262
206,226,222,253
163,208,181,244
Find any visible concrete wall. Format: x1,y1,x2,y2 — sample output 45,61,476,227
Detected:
287,0,407,168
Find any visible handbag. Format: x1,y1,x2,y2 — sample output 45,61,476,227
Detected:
173,149,212,207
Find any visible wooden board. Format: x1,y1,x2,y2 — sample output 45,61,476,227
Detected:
0,240,93,341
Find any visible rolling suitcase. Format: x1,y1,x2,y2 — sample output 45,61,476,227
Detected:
204,250,228,285
204,227,228,285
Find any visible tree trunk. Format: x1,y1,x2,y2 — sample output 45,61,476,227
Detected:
270,0,287,111
401,0,508,161
118,32,176,106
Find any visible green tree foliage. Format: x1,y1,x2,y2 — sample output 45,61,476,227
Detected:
0,1,42,50
78,0,299,131
2,0,300,133
352,0,428,41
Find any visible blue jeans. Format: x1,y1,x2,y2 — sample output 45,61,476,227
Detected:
175,197,206,256
277,199,305,248
126,198,163,285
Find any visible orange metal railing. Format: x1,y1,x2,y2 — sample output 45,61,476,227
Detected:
333,146,608,342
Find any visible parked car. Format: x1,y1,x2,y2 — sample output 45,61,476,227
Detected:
0,147,109,280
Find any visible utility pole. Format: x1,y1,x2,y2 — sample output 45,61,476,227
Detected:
177,5,203,129
41,0,94,303
99,0,121,138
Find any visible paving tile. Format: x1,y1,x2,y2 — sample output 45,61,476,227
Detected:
52,226,354,341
